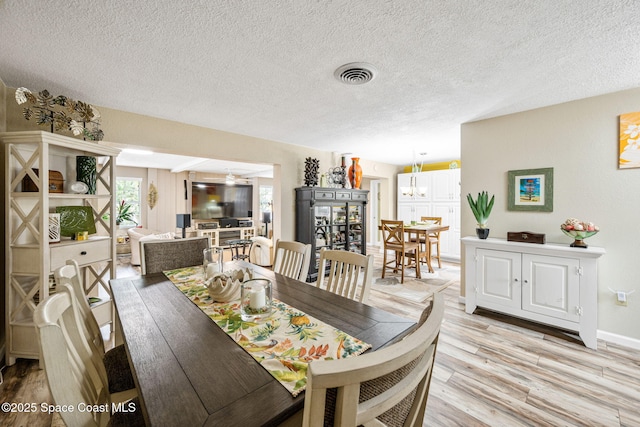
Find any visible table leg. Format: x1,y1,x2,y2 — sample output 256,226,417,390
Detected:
424,235,434,273
418,230,434,274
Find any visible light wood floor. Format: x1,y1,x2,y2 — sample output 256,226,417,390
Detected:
1,252,639,426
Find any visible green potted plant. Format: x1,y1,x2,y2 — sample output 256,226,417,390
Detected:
466,191,495,239
115,200,137,226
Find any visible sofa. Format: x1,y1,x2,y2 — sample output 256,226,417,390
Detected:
127,228,174,265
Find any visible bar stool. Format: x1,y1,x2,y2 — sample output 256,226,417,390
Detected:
227,239,253,261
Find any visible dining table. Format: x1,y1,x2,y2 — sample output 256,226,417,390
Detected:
404,223,450,273
379,223,450,274
110,260,417,427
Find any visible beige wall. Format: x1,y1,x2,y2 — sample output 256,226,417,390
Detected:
461,87,640,345
3,85,401,243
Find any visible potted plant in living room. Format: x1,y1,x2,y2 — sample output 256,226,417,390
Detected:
115,200,137,226
467,191,495,239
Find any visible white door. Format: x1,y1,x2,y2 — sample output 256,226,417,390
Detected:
476,249,522,311
522,254,581,322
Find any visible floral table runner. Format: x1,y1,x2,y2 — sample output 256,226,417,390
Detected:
163,266,372,396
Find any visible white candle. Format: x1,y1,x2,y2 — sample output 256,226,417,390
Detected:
206,263,219,278
249,286,266,309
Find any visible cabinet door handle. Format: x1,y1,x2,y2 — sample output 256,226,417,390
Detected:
80,251,87,255
514,278,519,282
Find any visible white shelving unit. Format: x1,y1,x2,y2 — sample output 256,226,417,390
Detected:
197,226,256,247
2,131,120,365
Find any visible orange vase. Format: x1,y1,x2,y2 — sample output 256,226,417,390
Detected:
348,157,363,189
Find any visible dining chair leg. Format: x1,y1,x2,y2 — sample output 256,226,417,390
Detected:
382,249,387,279
435,240,442,268
414,249,421,279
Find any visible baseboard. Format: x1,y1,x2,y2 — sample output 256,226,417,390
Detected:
458,296,466,304
597,330,640,350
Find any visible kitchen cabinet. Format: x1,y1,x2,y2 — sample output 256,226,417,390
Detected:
462,237,605,349
2,131,119,365
397,168,460,260
295,187,368,282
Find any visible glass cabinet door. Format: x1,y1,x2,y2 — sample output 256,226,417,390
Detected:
331,205,347,250
314,206,331,249
348,204,364,252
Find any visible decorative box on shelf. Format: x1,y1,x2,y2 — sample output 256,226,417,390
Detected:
507,231,546,244
22,168,64,192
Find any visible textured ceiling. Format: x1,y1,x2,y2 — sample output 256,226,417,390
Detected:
1,0,640,168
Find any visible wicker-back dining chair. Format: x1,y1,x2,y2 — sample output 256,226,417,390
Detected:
140,236,209,274
302,293,445,426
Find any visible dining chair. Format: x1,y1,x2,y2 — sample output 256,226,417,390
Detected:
302,292,445,427
140,236,209,274
34,284,145,427
316,248,373,304
272,239,312,281
381,219,421,284
420,216,443,269
54,260,136,395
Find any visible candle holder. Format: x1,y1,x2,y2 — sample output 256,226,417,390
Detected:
241,278,273,321
203,247,224,277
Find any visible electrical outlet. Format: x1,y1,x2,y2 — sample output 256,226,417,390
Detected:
616,291,628,306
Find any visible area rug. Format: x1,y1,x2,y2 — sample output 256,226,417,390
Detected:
371,265,459,303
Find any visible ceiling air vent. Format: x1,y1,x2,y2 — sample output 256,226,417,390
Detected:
334,63,377,85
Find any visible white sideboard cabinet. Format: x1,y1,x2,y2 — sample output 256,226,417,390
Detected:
462,237,605,349
2,131,120,365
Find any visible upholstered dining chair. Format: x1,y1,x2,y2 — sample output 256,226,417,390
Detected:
272,239,312,281
54,260,136,395
34,284,145,427
381,219,421,284
140,236,209,274
302,293,445,427
420,216,443,269
316,248,374,303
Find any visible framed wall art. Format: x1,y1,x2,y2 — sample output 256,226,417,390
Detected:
507,167,553,212
619,112,640,169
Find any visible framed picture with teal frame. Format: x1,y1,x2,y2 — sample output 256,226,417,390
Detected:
507,167,553,212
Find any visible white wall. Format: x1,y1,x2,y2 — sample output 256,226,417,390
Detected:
461,87,640,344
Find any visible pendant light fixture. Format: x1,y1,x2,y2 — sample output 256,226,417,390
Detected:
225,169,236,185
400,152,427,197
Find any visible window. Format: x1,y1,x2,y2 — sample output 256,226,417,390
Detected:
259,185,273,236
116,178,142,227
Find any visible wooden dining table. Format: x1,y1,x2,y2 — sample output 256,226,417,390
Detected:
379,223,450,274
110,261,416,427
404,224,450,273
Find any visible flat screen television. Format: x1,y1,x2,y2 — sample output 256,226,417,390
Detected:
191,182,253,220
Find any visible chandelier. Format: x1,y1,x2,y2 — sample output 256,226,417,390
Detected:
225,169,236,185
400,152,427,198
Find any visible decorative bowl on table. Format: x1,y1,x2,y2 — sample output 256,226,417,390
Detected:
204,268,252,302
560,218,599,248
